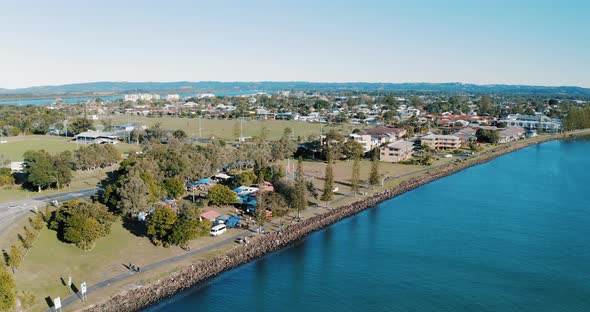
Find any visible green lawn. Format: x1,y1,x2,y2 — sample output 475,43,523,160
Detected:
13,220,240,311
0,135,139,161
108,116,362,141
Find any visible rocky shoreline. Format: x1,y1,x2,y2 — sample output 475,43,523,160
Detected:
83,134,570,312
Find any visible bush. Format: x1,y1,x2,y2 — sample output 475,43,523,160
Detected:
207,184,237,206
49,199,116,250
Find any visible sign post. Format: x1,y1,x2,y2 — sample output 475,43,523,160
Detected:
54,297,62,312
67,276,72,293
80,282,87,302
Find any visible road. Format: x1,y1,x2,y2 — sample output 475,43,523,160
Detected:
0,188,95,237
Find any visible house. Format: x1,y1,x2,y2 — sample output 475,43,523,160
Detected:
499,114,561,132
348,133,378,153
75,131,119,144
499,126,525,143
420,133,461,150
359,126,407,142
380,140,414,162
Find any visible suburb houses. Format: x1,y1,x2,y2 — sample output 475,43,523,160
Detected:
380,140,414,162
420,133,461,150
349,126,407,153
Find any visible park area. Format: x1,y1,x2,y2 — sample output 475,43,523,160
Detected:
0,154,455,311
108,116,362,141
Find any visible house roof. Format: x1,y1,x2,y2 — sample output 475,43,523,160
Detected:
360,126,405,136
201,210,221,222
386,140,413,149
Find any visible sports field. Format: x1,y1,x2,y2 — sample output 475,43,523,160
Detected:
108,116,362,140
0,135,139,161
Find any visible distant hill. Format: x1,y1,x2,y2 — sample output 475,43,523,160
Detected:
1,81,589,97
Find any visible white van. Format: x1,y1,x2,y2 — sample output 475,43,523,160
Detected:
210,224,227,236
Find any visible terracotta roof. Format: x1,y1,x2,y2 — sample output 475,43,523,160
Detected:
201,210,221,222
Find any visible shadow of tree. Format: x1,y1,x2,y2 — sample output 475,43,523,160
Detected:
1,249,9,266
122,216,147,238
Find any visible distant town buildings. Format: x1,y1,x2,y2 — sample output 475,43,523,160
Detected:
124,94,161,102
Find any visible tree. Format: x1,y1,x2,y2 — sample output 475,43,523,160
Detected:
475,129,500,144
162,177,185,199
207,184,238,206
233,121,241,140
101,118,114,131
49,199,116,250
294,157,308,218
147,207,177,246
369,147,381,186
169,218,198,247
320,146,334,202
70,117,93,135
23,150,54,192
341,140,364,159
254,172,267,233
172,129,187,140
7,245,22,273
479,95,493,115
23,150,73,191
351,154,361,193
0,266,16,312
117,169,151,215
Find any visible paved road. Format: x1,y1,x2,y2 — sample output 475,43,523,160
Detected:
0,188,95,237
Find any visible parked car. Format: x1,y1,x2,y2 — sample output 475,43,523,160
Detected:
210,224,227,236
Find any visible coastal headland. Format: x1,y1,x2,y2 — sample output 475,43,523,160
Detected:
80,130,589,312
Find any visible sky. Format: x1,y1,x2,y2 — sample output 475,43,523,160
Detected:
0,0,589,89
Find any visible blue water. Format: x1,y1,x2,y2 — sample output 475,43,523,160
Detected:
0,90,263,106
146,138,590,312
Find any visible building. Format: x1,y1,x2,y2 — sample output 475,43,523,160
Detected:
420,133,461,150
348,133,378,153
359,126,407,144
380,140,414,162
166,94,180,101
499,126,525,143
499,114,561,132
75,131,119,144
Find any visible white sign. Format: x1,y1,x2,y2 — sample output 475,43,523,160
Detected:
54,297,61,309
81,282,87,294
68,276,72,287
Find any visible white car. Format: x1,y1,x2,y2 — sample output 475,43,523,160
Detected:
210,224,227,236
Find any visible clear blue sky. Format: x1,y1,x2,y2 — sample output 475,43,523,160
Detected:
1,0,588,88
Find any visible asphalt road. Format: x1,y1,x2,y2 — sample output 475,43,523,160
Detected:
0,188,95,237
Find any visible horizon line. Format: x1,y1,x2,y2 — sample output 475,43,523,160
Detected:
2,80,590,91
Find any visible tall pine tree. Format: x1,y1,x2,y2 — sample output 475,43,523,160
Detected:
294,156,308,219
351,154,361,194
369,147,381,186
255,171,267,233
321,146,334,202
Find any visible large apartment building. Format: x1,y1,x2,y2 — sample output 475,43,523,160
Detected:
499,114,562,132
380,140,414,162
420,133,461,150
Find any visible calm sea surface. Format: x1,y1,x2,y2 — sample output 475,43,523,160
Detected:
146,138,590,312
0,91,262,106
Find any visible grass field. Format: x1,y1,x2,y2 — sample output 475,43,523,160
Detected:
12,220,242,311
0,135,139,161
108,116,362,140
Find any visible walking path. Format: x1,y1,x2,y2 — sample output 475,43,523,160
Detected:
48,162,444,311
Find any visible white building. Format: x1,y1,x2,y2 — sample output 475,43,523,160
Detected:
499,114,562,132
166,94,180,101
